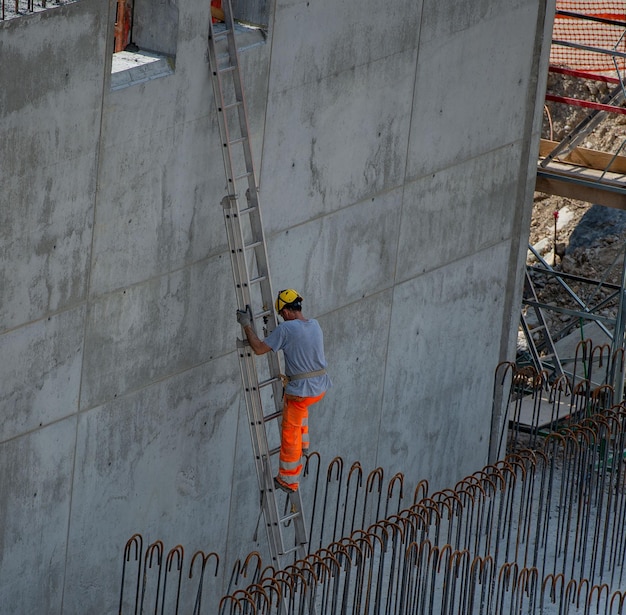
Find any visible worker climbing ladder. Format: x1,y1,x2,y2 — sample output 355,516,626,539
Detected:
206,1,309,567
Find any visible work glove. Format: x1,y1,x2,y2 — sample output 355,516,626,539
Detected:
236,306,252,328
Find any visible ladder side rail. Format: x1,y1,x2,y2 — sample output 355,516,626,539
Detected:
238,341,302,565
227,201,291,545
208,37,238,187
216,55,278,345
209,37,285,435
237,344,286,563
248,211,277,327
209,23,284,412
212,89,290,565
220,1,258,190
249,239,284,412
238,344,273,476
231,191,284,414
237,341,276,473
208,21,276,335
209,6,259,206
210,51,272,334
221,197,247,297
224,185,260,311
208,14,247,252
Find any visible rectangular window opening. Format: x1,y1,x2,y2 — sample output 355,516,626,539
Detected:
111,0,177,91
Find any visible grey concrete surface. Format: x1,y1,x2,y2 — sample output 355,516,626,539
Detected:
409,1,540,179
380,244,510,488
0,0,553,611
261,51,416,232
0,306,84,440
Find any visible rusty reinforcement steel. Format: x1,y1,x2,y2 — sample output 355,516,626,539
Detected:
120,373,626,613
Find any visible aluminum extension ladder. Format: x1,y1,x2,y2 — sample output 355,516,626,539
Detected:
207,2,309,567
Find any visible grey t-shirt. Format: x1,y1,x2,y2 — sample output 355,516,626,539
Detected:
265,318,332,397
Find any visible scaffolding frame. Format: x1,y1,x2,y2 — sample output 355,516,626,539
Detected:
526,3,626,399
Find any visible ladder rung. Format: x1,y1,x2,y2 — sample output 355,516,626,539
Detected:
217,64,237,74
238,204,258,215
223,101,244,112
268,445,281,456
249,274,267,285
264,410,282,422
234,171,253,181
254,308,272,319
245,240,263,250
258,376,281,388
280,543,306,557
279,510,302,524
211,28,233,40
227,136,248,147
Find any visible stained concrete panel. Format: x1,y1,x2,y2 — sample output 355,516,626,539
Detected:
378,243,510,490
91,115,228,295
0,306,84,442
0,159,94,332
312,292,391,465
397,145,521,282
0,419,75,614
132,0,179,58
269,0,422,93
63,359,240,615
81,254,235,409
0,2,108,177
103,72,179,145
267,189,402,316
407,1,540,179
0,4,106,332
419,0,530,43
260,52,416,233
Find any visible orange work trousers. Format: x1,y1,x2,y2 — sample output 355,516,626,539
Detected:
277,392,325,490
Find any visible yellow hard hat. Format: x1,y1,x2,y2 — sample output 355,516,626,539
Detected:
275,289,302,312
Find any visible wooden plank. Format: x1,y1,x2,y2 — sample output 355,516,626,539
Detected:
540,139,626,174
536,172,626,209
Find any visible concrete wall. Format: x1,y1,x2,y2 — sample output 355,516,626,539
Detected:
132,0,178,56
0,0,553,611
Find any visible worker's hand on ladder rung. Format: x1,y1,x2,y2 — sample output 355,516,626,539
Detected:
236,305,253,328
